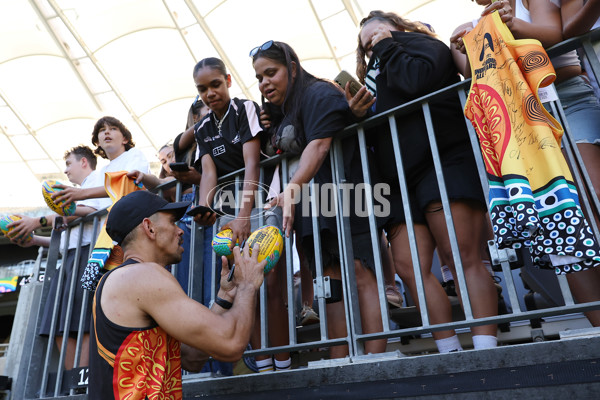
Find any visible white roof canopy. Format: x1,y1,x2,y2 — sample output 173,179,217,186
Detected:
0,0,481,209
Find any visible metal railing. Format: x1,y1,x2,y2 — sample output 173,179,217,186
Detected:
10,27,600,399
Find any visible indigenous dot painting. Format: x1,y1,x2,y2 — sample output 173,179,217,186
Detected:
463,12,600,274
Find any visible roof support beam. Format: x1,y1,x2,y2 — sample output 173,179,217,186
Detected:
0,89,63,173
41,0,159,150
28,0,103,112
308,0,342,72
160,0,198,64
341,0,361,26
183,0,254,100
0,128,39,178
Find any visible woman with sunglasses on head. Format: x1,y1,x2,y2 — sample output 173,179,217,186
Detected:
348,10,499,352
251,40,387,359
188,57,291,372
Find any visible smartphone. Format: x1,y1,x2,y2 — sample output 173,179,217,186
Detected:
186,205,225,217
334,70,362,97
169,162,190,172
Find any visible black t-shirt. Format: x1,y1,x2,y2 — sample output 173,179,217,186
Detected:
193,97,262,177
369,31,470,185
282,80,349,145
265,80,377,238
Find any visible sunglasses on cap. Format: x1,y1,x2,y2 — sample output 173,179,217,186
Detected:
249,40,275,57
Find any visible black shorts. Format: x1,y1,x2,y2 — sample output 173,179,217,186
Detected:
301,230,378,278
414,146,486,211
383,146,486,229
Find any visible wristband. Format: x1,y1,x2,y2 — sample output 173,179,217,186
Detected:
215,296,233,309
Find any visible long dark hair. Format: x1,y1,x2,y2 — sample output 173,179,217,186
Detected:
251,41,330,143
356,10,436,83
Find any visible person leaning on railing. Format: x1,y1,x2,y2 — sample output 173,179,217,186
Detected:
347,10,499,352
251,40,387,359
187,56,292,373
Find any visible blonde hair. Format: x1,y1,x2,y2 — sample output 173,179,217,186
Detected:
356,10,436,83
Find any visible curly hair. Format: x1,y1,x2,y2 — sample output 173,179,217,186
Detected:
64,145,97,170
356,10,436,83
91,116,135,159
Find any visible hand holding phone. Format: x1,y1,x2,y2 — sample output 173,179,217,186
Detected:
334,70,362,97
186,205,225,218
169,162,190,172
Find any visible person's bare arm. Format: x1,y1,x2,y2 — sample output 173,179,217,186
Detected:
178,126,196,152
51,185,108,204
6,215,49,240
192,154,218,226
562,0,600,38
179,255,238,371
265,137,332,237
449,22,475,78
480,0,563,48
346,85,376,119
6,205,96,241
170,167,201,186
127,170,174,190
138,245,266,362
10,234,51,248
73,205,99,217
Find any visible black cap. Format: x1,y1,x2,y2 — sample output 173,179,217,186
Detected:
106,191,191,245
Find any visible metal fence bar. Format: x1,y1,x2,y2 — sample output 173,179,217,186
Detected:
457,88,524,314
54,221,84,397
274,161,297,346
257,168,269,351
355,129,391,332
355,300,600,342
422,101,473,321
72,214,102,385
330,138,361,356
189,224,204,302
39,225,70,398
548,99,600,239
387,116,429,327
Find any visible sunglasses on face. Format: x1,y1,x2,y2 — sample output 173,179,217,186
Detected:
249,40,274,57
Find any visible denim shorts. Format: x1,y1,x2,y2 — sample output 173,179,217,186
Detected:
556,75,600,145
180,192,195,228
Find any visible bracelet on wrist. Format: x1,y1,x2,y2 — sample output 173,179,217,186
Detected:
214,296,233,309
